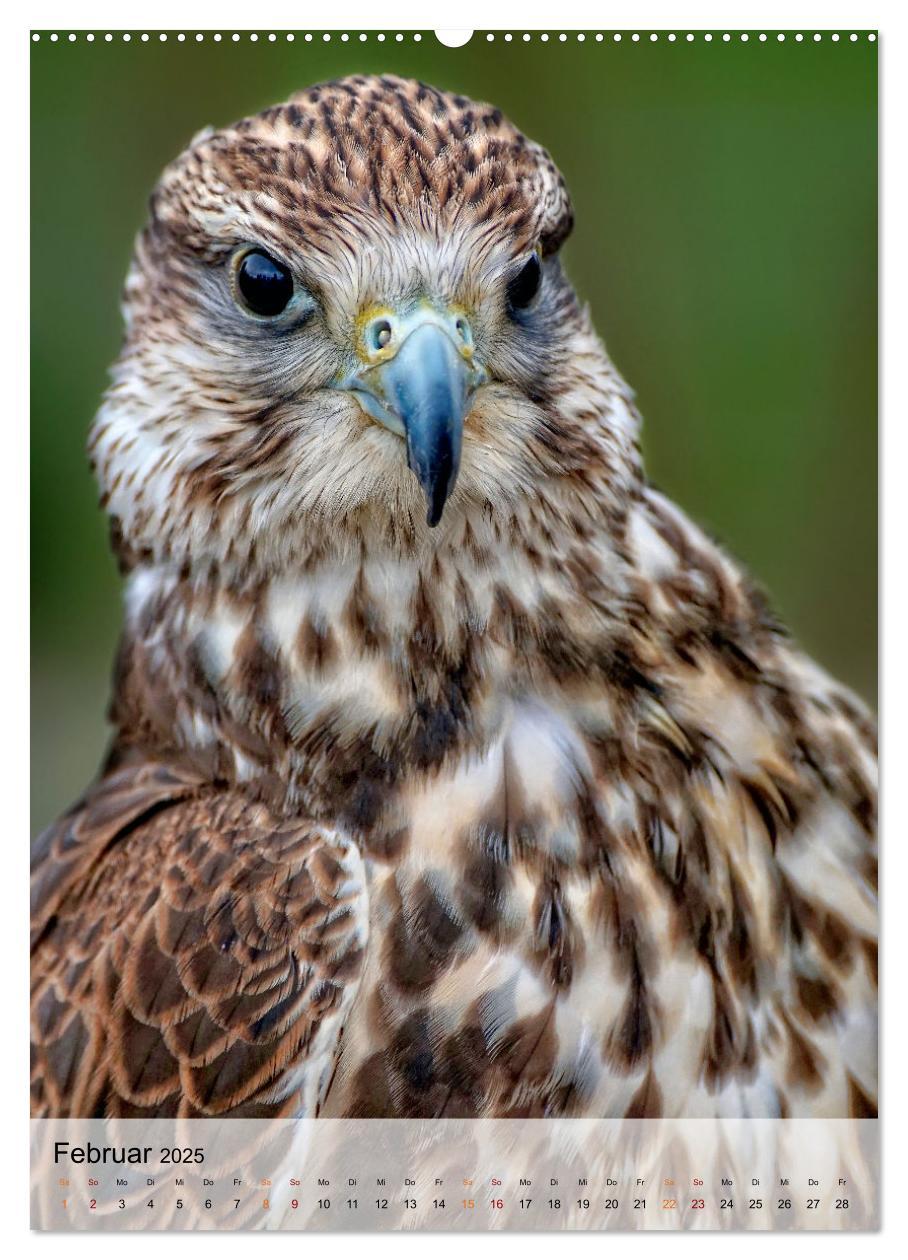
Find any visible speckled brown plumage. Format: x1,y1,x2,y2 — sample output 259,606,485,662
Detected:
32,76,876,1124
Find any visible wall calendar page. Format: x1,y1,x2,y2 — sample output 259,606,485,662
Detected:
30,23,878,1234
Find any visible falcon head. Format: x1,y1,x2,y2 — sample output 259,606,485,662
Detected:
92,75,640,571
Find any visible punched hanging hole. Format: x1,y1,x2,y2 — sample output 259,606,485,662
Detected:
435,30,474,47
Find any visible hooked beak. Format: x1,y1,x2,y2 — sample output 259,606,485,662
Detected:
339,307,485,527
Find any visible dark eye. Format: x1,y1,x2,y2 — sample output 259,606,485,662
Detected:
506,251,542,313
236,250,294,317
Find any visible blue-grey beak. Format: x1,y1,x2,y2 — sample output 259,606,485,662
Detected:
339,307,485,527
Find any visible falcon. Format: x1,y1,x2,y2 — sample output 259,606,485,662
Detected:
31,76,877,1124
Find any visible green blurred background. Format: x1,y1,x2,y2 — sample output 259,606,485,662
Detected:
31,31,877,833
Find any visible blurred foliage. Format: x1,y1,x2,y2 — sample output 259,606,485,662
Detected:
31,32,877,831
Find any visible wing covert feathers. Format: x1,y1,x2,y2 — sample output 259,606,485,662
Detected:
30,763,367,1118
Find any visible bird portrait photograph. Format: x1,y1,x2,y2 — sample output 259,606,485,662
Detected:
30,26,876,1162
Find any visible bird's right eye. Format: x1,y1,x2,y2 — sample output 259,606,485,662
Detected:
506,250,542,315
234,249,294,317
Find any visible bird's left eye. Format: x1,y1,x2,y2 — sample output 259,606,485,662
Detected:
506,250,542,314
235,249,294,317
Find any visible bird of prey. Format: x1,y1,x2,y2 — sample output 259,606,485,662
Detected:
31,76,877,1124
